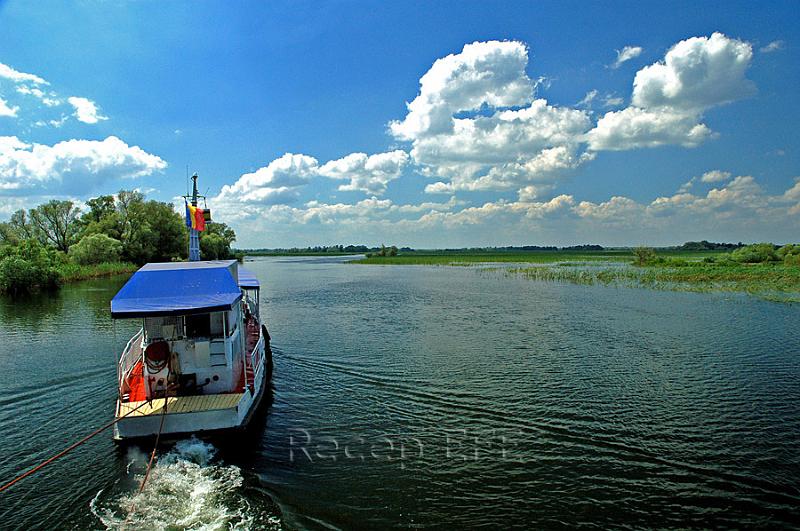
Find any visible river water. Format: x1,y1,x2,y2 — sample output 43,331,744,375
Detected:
1,256,798,529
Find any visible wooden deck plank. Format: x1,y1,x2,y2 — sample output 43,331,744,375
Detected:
120,393,243,417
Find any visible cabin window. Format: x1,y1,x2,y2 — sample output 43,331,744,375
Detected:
185,313,211,338
144,316,181,341
227,302,239,336
210,312,225,338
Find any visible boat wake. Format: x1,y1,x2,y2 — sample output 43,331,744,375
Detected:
91,437,281,530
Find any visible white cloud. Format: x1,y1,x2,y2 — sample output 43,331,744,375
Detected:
216,149,412,210
0,62,47,85
389,40,534,140
588,106,714,150
699,170,731,183
631,33,754,111
389,40,593,193
0,97,18,117
67,96,107,124
611,46,643,68
319,150,409,195
589,33,754,151
216,153,318,205
760,40,784,53
0,135,166,195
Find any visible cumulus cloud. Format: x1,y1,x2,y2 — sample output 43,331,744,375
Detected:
760,40,784,53
589,33,754,151
389,40,593,194
67,96,107,124
216,153,318,205
699,170,731,183
588,106,715,150
0,135,166,195
318,150,409,195
216,149,409,210
0,97,18,118
611,46,643,68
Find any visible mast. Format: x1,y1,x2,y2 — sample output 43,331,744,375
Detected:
189,173,201,261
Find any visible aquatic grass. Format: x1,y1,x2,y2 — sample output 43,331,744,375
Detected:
503,263,800,302
58,261,138,282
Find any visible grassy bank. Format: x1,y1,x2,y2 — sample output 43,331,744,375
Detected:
502,263,800,302
58,261,138,282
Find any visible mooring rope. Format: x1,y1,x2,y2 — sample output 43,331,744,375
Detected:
0,400,152,494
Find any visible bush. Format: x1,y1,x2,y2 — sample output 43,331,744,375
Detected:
68,233,123,265
0,240,62,295
729,243,780,264
785,254,800,266
633,246,657,266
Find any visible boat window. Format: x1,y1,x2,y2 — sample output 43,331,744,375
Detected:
186,313,211,338
144,316,181,341
210,312,224,338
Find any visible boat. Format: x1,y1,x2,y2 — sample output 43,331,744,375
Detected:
110,175,271,440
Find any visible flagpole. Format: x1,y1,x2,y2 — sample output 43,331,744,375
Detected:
189,173,201,261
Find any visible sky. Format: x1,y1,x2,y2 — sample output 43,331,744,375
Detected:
0,0,798,248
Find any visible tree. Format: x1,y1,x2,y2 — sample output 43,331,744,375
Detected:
0,239,62,295
68,233,123,265
0,209,38,245
83,195,116,224
200,222,236,259
29,200,81,252
100,191,188,264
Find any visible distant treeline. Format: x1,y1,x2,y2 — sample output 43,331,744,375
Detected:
241,244,606,255
674,241,745,251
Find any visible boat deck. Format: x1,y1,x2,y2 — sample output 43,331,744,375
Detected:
120,316,262,406
119,393,244,417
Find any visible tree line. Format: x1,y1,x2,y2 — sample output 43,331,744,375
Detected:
0,191,238,295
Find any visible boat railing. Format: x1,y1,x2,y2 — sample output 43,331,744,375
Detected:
245,328,265,392
118,328,144,391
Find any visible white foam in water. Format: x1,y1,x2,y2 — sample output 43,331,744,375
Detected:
91,437,281,530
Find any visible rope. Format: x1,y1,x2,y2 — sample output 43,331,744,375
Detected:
0,400,151,494
139,397,168,493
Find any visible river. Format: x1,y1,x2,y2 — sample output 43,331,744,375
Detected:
1,256,798,529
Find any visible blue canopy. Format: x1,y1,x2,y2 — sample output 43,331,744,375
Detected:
111,260,243,318
238,267,260,289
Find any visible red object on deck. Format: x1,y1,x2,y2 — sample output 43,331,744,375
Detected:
126,361,147,402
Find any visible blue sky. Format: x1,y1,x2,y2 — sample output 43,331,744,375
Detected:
0,0,798,247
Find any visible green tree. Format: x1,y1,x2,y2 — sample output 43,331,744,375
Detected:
200,222,237,259
29,200,81,252
0,239,62,295
68,233,123,265
83,195,117,224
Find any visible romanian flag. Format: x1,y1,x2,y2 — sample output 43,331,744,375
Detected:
185,202,206,231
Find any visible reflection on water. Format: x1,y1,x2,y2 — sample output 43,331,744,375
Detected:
1,257,799,529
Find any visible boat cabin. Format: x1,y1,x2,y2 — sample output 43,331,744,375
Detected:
111,260,263,403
